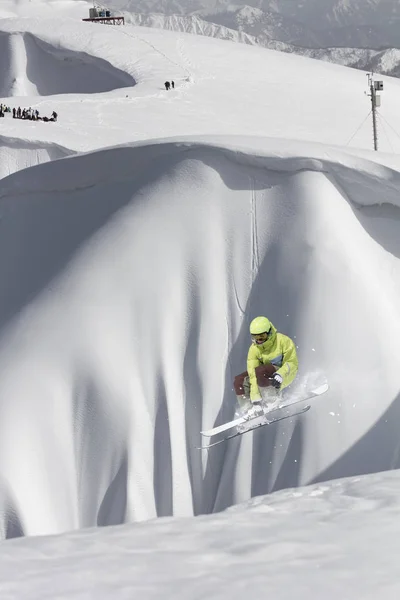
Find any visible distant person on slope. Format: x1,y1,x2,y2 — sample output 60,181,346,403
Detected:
233,316,298,418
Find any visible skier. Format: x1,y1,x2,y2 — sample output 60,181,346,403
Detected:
234,316,298,418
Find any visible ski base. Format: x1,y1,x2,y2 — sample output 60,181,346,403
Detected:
198,405,311,449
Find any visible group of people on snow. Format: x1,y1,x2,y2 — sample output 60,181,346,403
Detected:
164,81,175,90
0,104,58,122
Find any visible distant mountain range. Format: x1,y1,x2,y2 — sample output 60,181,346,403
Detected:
105,0,400,49
120,12,400,78
66,0,400,77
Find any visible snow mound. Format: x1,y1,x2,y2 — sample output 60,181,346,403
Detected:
0,135,400,538
0,31,135,97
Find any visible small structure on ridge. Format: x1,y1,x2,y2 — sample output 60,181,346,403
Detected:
82,5,124,25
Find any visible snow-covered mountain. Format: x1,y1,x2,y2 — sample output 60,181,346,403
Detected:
2,1,400,596
8,0,399,49
121,12,400,78
208,5,323,46
123,12,256,44
82,0,400,49
4,1,400,76
1,9,400,534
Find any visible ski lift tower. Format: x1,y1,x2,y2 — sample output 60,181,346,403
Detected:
82,3,124,25
367,72,383,151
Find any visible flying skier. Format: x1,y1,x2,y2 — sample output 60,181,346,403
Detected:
233,316,298,419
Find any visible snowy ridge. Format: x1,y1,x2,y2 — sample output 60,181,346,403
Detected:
3,136,400,205
0,135,72,179
7,0,398,53
106,10,400,78
69,0,400,76
103,0,400,49
267,41,400,78
124,12,257,45
1,135,400,537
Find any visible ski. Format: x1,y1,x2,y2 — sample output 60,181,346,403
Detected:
198,405,311,449
200,414,245,438
200,382,328,437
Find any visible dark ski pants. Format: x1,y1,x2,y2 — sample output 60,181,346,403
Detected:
234,363,277,396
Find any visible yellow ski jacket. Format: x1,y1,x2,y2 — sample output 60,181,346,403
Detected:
247,323,298,400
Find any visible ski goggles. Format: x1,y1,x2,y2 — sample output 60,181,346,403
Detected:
251,330,271,344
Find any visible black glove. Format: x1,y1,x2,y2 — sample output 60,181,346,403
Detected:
269,373,283,389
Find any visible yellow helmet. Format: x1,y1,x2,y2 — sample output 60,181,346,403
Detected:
249,316,271,335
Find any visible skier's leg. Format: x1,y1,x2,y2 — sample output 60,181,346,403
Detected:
243,376,250,398
234,371,248,395
255,363,276,386
234,372,251,414
255,364,281,408
241,375,267,419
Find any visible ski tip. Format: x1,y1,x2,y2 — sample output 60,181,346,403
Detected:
200,427,215,436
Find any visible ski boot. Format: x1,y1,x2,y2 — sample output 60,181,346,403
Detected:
260,386,282,413
244,400,264,420
236,401,265,434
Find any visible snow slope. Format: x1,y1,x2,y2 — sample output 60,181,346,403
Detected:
2,18,400,164
7,0,400,52
124,13,400,78
0,0,400,573
2,470,400,599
